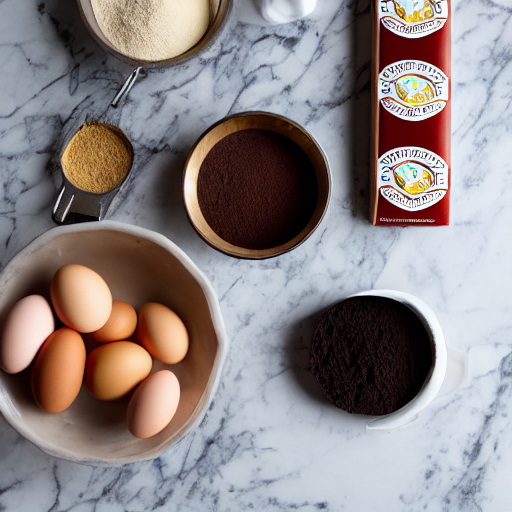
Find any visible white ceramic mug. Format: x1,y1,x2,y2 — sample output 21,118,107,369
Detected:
349,290,449,431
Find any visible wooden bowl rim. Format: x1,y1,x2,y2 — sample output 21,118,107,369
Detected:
183,111,331,260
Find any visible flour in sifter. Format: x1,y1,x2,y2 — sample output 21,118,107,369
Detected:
91,0,210,62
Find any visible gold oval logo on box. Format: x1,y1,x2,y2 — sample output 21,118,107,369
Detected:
378,0,448,38
378,60,449,121
393,161,434,195
395,75,435,106
377,147,448,211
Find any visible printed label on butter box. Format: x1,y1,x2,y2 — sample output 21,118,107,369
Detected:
378,0,448,38
377,146,448,211
378,60,449,121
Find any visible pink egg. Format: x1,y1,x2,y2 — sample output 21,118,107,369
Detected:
127,370,180,439
0,295,55,374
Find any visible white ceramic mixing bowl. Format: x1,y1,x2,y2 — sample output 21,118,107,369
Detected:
0,221,228,464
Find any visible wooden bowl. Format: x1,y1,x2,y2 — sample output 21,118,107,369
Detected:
183,112,331,259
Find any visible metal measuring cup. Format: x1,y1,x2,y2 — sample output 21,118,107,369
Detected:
52,123,134,224
76,0,234,107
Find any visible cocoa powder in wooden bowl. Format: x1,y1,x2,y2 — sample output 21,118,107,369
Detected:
183,112,331,259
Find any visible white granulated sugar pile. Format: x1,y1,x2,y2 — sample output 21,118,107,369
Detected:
92,0,210,62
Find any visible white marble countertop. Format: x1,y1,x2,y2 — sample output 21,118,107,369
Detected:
1,0,511,510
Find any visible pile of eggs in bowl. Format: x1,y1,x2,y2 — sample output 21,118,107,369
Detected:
0,263,188,439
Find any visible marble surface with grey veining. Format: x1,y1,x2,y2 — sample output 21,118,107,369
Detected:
1,0,511,510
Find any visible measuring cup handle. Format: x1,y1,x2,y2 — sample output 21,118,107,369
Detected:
52,184,109,224
111,67,142,108
52,184,75,224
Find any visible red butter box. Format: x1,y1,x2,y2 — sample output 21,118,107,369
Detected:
370,0,451,225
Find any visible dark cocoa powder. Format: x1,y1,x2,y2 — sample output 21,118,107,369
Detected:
310,296,433,416
197,129,318,250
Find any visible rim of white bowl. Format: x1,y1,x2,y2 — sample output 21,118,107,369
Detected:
0,220,229,464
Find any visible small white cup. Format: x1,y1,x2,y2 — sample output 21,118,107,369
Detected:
241,0,317,25
260,0,317,23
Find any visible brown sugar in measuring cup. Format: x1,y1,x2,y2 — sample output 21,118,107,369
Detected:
53,122,134,224
61,122,132,194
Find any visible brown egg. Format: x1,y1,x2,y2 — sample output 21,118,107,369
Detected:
90,300,137,343
85,341,152,401
137,302,189,364
50,264,112,333
31,327,86,413
127,370,181,439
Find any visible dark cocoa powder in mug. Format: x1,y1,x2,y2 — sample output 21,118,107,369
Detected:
310,296,433,416
197,129,318,250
